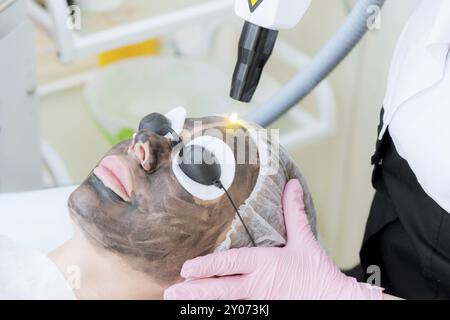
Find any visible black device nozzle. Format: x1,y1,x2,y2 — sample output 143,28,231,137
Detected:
230,21,279,103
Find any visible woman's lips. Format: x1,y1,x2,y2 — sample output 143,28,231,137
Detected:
93,155,133,202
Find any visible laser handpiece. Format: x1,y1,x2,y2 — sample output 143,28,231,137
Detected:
230,0,312,103
230,22,278,103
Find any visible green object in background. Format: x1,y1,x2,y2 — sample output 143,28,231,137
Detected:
95,121,134,145
115,127,135,143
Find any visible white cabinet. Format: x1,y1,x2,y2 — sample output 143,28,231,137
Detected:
0,0,41,191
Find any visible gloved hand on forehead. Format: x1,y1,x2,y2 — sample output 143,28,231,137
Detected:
164,179,384,300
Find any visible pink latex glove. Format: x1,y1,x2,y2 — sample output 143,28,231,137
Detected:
164,179,384,300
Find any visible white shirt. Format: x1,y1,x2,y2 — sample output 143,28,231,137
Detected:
0,236,76,300
381,0,450,212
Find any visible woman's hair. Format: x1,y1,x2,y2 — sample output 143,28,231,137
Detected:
215,121,317,251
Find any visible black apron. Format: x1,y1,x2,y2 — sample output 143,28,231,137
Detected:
360,109,450,299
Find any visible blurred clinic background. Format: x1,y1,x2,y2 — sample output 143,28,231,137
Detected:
0,0,420,268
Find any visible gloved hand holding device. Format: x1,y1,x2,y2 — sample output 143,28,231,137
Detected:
165,179,384,300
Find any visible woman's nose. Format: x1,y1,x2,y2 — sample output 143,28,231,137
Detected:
128,130,172,172
129,131,152,171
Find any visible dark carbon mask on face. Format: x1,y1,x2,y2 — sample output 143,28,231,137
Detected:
68,116,260,284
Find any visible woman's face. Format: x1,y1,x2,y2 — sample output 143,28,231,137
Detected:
68,115,260,284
